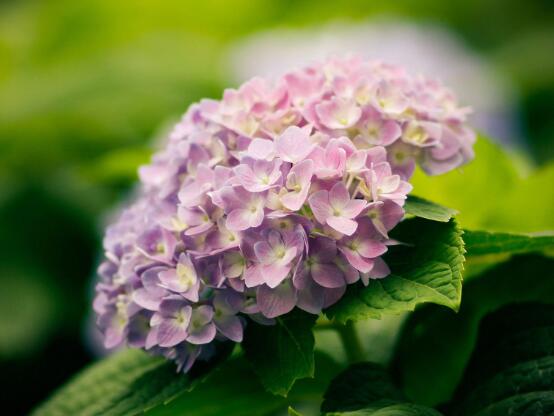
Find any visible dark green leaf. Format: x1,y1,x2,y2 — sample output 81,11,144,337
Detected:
326,218,465,323
393,255,554,407
32,349,187,416
464,229,554,256
449,303,554,416
326,404,442,415
322,362,402,412
148,352,342,416
404,195,457,222
321,362,442,415
32,346,228,416
242,309,318,396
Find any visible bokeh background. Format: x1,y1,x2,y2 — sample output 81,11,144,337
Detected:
1,1,553,413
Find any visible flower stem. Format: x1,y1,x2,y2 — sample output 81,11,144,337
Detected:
336,321,365,363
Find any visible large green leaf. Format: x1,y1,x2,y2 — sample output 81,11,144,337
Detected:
148,352,342,416
448,303,554,416
393,255,554,407
326,218,465,323
242,309,318,396
404,195,457,223
32,348,226,416
321,362,442,416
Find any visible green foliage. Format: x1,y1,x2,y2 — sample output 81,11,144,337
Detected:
464,229,554,256
411,137,554,233
149,352,341,416
32,349,191,416
448,303,554,415
393,255,554,407
321,363,442,415
326,218,465,322
242,309,318,396
463,229,554,279
404,195,457,222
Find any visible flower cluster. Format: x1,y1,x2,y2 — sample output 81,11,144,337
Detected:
94,56,475,371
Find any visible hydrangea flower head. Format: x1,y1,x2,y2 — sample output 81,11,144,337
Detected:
94,56,475,370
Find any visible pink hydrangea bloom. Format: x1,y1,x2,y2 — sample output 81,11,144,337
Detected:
94,56,475,371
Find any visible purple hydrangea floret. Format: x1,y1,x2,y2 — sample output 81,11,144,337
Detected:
94,56,475,371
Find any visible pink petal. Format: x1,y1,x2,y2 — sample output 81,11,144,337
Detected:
342,199,368,219
158,320,189,348
247,138,275,160
257,282,297,318
214,315,243,342
187,322,217,345
328,182,350,209
244,265,265,288
339,247,375,273
262,263,292,288
311,263,345,288
276,125,315,163
357,239,388,258
308,190,332,223
326,216,358,236
253,241,275,264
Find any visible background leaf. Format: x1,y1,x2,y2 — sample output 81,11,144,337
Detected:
463,229,554,279
448,303,554,416
464,229,554,256
392,255,554,407
404,195,457,223
411,137,554,233
242,309,318,396
321,362,442,416
326,218,465,323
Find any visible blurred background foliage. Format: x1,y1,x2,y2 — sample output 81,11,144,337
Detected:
0,0,553,414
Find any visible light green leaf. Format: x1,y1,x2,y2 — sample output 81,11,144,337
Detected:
242,309,318,396
393,255,554,407
464,229,554,256
32,348,219,416
404,195,457,222
288,406,304,416
449,303,554,416
410,137,519,231
321,362,442,416
410,136,554,234
326,218,465,323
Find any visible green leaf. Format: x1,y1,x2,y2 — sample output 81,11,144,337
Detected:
288,406,304,416
147,352,342,416
32,348,223,416
326,404,442,415
410,136,554,234
448,303,554,416
322,363,403,412
464,229,554,256
326,218,465,323
404,195,457,222
410,137,520,231
462,230,554,279
242,309,318,396
393,255,554,407
321,362,442,416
